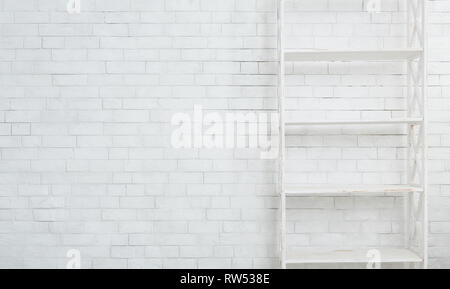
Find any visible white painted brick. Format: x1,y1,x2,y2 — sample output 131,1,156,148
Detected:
0,0,448,269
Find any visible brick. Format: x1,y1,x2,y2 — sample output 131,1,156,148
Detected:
0,0,448,270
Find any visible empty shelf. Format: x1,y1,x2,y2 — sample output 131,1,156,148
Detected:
284,49,423,62
285,185,424,196
286,248,423,265
286,118,423,126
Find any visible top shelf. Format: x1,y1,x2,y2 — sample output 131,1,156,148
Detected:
284,49,423,62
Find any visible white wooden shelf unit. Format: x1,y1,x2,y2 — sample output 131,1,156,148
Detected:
278,0,428,268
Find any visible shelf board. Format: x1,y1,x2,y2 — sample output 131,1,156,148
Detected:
285,248,423,265
284,48,423,62
285,185,424,196
285,118,423,126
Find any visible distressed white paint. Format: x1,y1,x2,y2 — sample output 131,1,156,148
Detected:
0,0,447,269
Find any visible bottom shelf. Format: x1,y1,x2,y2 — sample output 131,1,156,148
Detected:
285,248,423,265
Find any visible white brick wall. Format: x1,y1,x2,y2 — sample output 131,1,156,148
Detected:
0,0,448,269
